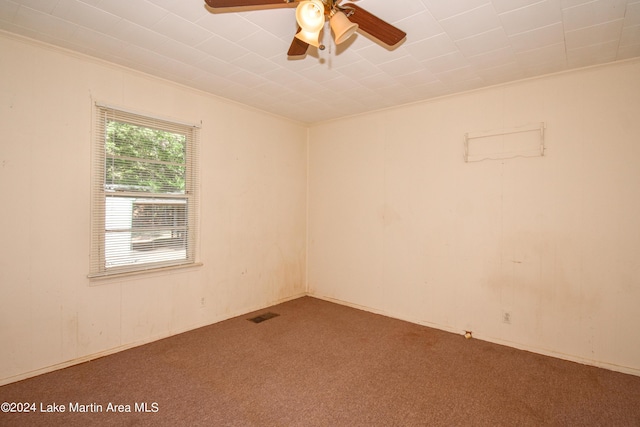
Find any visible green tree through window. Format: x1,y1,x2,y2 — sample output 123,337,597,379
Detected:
105,121,186,194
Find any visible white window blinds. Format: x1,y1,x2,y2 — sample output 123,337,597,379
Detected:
90,104,200,278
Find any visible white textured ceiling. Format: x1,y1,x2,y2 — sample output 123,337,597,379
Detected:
1,0,640,123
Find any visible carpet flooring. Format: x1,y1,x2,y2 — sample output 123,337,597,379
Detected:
1,296,639,426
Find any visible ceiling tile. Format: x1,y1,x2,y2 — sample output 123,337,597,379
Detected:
8,0,58,14
508,22,565,52
375,82,415,99
438,3,502,41
94,0,168,28
353,40,407,64
239,7,297,40
620,23,640,45
562,0,628,31
236,29,289,58
491,0,547,14
560,0,594,8
196,33,249,62
422,51,470,74
354,0,425,23
335,60,382,80
52,0,121,34
498,0,563,36
196,57,244,79
357,72,403,90
466,46,518,69
197,12,261,42
404,33,458,61
396,10,443,41
226,69,269,89
80,0,103,6
475,61,526,84
120,44,169,70
159,59,208,83
112,21,169,52
149,0,209,22
0,1,19,20
71,26,126,57
515,41,567,67
617,41,640,58
260,67,306,88
435,66,481,85
11,5,78,40
422,0,491,21
231,52,280,75
455,27,511,57
396,68,439,87
321,75,362,93
293,62,342,83
567,39,618,66
451,77,486,92
521,60,567,78
564,19,624,49
624,1,640,26
376,55,424,77
323,47,365,68
152,13,212,46
154,37,207,65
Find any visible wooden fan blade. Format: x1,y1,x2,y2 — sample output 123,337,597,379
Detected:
205,0,286,8
288,28,309,56
342,3,406,47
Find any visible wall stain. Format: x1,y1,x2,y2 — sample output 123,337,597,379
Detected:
379,204,402,227
483,232,603,320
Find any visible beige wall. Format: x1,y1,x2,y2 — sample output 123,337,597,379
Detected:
308,59,640,375
0,34,308,384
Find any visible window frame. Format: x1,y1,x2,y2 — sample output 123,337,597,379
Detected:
89,103,200,279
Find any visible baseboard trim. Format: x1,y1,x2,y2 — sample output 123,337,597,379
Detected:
4,291,637,386
309,293,640,378
0,292,306,387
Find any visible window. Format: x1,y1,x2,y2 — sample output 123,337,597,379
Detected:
90,104,200,278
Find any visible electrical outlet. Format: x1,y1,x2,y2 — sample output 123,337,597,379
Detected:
502,310,511,324
200,297,205,308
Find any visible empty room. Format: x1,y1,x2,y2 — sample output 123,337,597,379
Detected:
1,0,640,425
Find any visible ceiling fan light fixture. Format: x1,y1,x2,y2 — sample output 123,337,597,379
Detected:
330,10,358,45
295,1,325,33
294,28,322,47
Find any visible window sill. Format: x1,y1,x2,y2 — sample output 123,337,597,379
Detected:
88,262,203,285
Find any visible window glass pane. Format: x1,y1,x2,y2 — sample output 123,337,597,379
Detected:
105,120,186,194
105,196,187,269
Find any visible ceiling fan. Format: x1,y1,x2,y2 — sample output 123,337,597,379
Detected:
204,0,406,56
